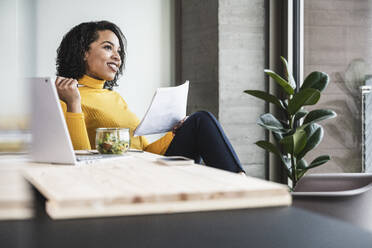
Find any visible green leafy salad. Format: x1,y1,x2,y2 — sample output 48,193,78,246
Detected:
96,132,129,154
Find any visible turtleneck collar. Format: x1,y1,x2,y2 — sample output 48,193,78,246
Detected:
78,75,106,89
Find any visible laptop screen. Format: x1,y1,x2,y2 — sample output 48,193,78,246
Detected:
30,77,77,164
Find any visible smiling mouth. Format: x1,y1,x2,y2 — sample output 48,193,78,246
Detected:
107,63,118,72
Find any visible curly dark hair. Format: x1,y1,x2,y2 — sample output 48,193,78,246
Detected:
56,21,127,90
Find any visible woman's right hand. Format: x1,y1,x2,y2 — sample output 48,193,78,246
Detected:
55,76,82,113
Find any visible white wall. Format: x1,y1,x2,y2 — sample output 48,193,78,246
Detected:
0,0,21,119
1,0,175,132
35,0,175,118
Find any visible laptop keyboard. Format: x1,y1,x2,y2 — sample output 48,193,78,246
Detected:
76,155,104,161
76,154,128,162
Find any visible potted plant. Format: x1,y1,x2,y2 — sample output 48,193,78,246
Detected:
244,57,337,190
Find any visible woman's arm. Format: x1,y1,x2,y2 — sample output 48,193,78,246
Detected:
55,77,82,113
56,77,91,150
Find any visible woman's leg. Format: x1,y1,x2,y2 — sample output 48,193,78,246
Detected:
165,111,245,173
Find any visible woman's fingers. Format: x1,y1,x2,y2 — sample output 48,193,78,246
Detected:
56,77,77,90
55,77,81,107
182,116,189,122
55,76,66,87
55,77,76,87
65,78,77,89
54,77,82,113
56,77,69,89
172,116,189,134
59,78,75,89
176,116,188,128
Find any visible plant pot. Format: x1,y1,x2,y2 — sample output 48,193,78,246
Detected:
292,173,372,232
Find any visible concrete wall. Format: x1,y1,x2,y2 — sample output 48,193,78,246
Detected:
218,0,266,178
181,0,219,117
181,0,266,178
304,0,372,173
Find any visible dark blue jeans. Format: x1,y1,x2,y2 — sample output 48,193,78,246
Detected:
165,111,245,173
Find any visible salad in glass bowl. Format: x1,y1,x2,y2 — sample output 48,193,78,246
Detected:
95,128,130,154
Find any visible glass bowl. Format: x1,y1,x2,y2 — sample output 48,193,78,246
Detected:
95,128,130,154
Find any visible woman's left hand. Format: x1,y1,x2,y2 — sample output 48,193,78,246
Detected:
172,116,188,135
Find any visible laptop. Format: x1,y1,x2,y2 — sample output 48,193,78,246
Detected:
30,77,127,165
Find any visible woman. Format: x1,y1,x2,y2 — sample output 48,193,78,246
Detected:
56,20,245,174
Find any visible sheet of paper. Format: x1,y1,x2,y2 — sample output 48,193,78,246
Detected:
134,81,189,136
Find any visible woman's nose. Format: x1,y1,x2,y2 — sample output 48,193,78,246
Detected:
112,51,121,62
112,54,120,61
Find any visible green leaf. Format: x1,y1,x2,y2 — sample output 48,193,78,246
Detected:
295,156,330,179
300,71,329,92
287,88,321,115
297,123,324,159
303,109,337,125
280,56,296,89
244,90,285,110
307,155,330,169
257,113,289,133
297,170,307,180
297,158,308,170
281,99,288,108
278,118,289,128
279,129,307,156
256,140,292,177
294,109,308,123
296,159,308,179
293,130,307,156
272,132,283,142
279,136,293,154
264,69,295,95
255,140,282,157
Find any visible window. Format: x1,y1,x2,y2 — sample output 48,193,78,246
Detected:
301,0,372,173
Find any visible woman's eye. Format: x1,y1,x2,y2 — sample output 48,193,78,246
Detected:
103,45,112,50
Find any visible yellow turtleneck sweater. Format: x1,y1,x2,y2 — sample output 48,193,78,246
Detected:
60,75,174,155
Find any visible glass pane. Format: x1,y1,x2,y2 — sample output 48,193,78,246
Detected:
303,0,372,172
0,0,33,153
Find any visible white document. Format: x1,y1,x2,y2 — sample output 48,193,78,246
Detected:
134,81,189,136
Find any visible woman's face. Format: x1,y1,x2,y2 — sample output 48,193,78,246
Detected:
84,30,122,81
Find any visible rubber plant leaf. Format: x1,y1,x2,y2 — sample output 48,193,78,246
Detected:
280,56,296,89
279,129,307,156
303,109,337,125
257,113,289,133
297,123,324,159
300,71,329,92
255,140,291,177
287,88,320,115
264,69,295,95
293,109,308,123
244,90,286,110
307,155,331,169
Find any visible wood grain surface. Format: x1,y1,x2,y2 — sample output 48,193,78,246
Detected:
21,152,291,219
